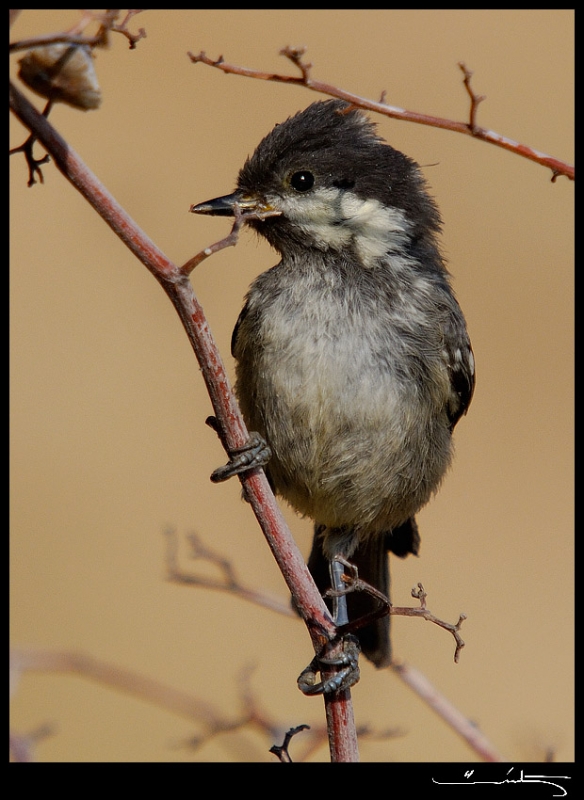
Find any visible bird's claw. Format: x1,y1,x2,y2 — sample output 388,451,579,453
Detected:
297,634,361,695
209,430,271,483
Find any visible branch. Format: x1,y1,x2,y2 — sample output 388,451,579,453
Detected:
11,647,408,761
9,79,358,762
11,647,236,732
188,47,574,182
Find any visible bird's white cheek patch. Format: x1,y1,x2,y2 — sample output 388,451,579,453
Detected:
340,195,412,268
276,188,412,266
279,188,353,250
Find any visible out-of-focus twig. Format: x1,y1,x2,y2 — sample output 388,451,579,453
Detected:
165,528,295,616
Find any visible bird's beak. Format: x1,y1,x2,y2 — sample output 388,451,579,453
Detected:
190,191,279,218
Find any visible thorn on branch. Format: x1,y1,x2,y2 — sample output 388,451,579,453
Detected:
188,51,223,68
458,61,486,134
269,725,311,762
279,45,312,83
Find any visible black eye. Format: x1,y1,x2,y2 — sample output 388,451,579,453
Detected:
290,171,315,192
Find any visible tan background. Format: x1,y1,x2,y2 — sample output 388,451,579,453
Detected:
10,10,573,762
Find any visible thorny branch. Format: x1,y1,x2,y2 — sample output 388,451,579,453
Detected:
189,46,574,182
9,77,359,762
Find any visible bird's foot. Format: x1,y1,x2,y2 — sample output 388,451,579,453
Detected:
206,417,271,482
297,634,361,695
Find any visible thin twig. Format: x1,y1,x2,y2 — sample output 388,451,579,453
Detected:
9,108,52,187
180,206,281,276
269,725,311,762
333,565,466,663
188,47,573,182
458,61,486,133
391,583,466,663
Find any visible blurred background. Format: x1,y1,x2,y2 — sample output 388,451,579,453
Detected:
10,10,573,762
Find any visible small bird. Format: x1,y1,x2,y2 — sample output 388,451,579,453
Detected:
192,99,474,672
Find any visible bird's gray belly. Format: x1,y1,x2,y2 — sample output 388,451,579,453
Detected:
236,309,452,534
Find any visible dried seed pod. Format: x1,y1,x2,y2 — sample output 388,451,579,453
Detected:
18,44,102,110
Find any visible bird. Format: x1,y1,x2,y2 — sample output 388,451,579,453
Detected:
191,99,474,674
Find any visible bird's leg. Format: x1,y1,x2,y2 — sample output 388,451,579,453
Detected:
297,557,361,695
327,555,392,637
330,556,349,626
205,416,271,482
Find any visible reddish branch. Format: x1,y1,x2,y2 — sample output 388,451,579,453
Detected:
9,78,358,762
188,47,574,183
